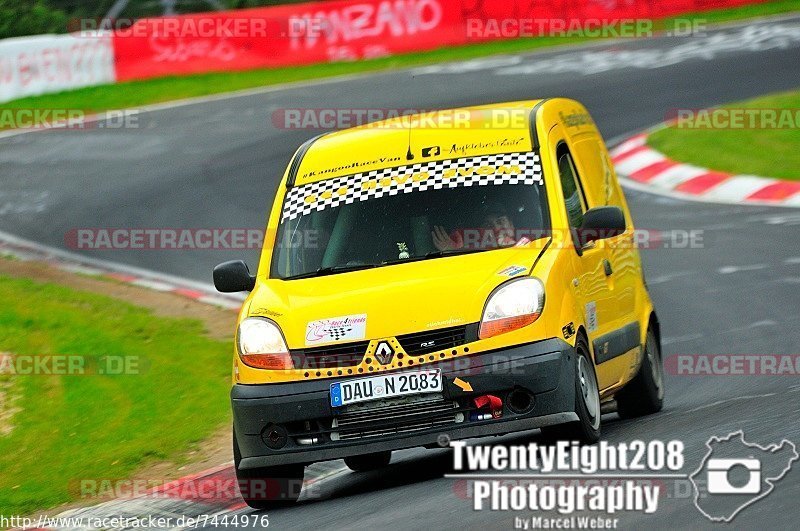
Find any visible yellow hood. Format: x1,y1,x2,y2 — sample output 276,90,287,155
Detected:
248,243,547,349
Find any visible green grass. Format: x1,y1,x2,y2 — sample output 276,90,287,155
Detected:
648,89,800,180
3,0,800,118
0,275,231,515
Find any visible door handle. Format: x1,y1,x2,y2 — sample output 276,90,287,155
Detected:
603,259,613,277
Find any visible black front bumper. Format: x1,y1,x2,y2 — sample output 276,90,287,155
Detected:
232,338,577,469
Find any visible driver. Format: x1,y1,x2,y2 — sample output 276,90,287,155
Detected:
431,203,521,251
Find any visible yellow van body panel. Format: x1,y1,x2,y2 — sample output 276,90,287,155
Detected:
235,99,654,396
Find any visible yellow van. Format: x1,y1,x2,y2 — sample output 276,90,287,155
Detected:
214,99,664,507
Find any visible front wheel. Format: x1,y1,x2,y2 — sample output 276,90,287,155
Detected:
233,428,305,509
615,326,664,418
542,336,600,443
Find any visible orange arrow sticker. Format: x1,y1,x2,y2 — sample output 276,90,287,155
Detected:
453,377,473,392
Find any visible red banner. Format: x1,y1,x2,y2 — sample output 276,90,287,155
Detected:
112,0,766,82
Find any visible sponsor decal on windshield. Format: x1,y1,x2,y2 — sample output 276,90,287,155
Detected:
300,155,403,180
446,136,526,156
282,151,542,221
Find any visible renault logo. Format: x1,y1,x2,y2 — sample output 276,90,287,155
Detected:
374,341,395,365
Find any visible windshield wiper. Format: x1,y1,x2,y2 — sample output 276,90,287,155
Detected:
282,263,378,280
378,248,487,267
286,249,489,278
423,248,488,258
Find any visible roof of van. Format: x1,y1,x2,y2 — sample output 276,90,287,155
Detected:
291,100,545,186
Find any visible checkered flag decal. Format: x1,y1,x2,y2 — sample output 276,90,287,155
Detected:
282,151,542,222
328,326,351,341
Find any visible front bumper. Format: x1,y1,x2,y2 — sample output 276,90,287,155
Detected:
232,338,576,469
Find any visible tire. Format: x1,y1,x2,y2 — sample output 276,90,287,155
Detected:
233,428,304,509
542,335,601,443
344,451,392,472
615,326,664,419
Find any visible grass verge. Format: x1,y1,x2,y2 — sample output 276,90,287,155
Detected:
648,89,800,181
0,273,232,515
2,1,800,119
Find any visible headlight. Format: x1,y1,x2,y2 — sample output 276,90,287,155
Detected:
237,317,293,370
479,277,545,339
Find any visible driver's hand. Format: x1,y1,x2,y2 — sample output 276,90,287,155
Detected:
497,230,516,247
432,226,464,251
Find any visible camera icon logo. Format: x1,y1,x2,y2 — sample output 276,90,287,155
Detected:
690,431,798,523
706,458,761,494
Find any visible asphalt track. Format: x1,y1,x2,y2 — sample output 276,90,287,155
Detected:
3,14,800,531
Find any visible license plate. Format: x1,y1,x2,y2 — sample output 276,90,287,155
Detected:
330,370,442,407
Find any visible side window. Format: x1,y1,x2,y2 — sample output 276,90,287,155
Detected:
571,137,608,207
557,147,587,229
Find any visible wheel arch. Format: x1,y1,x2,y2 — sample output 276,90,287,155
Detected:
648,310,661,350
574,325,592,362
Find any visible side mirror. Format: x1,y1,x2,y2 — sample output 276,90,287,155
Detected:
578,206,626,247
213,260,256,293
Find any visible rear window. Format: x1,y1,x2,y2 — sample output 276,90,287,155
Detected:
272,152,549,279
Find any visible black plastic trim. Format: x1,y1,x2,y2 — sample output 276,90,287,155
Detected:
231,337,578,468
285,133,326,189
593,322,641,364
528,99,550,150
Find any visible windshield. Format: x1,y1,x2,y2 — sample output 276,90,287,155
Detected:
272,151,549,279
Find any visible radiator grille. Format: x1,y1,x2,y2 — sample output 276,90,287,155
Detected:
331,395,462,441
396,325,470,356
